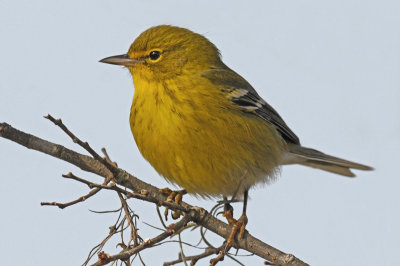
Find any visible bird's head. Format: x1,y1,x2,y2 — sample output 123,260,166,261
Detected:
100,25,223,81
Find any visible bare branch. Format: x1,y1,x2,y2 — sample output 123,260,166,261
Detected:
0,121,309,266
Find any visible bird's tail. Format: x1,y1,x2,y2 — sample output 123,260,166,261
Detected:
282,144,373,177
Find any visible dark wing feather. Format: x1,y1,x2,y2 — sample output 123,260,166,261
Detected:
202,68,300,144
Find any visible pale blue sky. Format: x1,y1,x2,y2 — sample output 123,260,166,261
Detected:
1,1,399,265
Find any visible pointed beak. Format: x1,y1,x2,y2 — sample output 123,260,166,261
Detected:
99,54,141,67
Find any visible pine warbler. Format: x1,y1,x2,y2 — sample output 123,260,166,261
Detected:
100,25,372,243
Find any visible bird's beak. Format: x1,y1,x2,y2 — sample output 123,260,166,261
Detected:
99,54,141,67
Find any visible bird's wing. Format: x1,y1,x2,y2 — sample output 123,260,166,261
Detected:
202,68,300,144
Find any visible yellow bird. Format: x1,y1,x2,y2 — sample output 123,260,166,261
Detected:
100,25,372,247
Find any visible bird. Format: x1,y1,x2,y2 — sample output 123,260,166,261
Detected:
100,24,373,251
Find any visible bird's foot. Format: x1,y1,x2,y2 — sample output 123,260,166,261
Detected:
223,209,248,249
159,188,187,220
210,205,248,264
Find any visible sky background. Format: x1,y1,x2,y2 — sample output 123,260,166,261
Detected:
1,0,399,265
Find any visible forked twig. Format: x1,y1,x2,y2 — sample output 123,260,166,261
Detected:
44,114,117,174
40,172,112,209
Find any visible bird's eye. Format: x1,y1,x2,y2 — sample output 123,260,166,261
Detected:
149,51,161,61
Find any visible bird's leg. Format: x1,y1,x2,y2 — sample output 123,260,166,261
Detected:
159,188,187,220
211,191,249,264
223,190,248,249
238,190,249,240
222,196,235,225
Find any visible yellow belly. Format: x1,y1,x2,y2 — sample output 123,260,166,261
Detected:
129,78,287,197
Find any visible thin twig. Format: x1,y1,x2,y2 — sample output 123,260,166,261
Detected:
91,214,192,266
156,205,168,229
163,246,223,266
44,114,117,174
89,208,122,214
84,207,127,266
40,172,112,209
117,192,138,247
178,233,189,266
101,147,118,167
83,225,118,266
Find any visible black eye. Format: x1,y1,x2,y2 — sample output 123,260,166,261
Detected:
149,51,161,60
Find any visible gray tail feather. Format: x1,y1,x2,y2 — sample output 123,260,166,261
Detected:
283,145,374,177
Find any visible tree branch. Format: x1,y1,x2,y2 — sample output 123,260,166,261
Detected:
0,121,308,266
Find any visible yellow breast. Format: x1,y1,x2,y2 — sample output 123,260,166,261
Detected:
129,75,287,197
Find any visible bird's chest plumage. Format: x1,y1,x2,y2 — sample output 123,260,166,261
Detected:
130,79,193,159
129,79,285,197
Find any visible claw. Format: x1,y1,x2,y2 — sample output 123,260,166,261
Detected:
159,188,186,220
238,214,248,240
